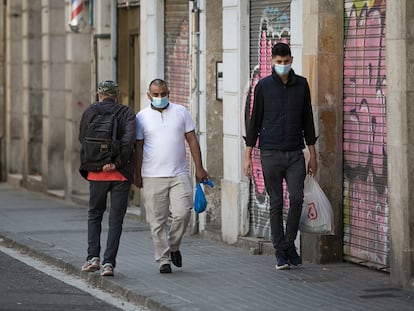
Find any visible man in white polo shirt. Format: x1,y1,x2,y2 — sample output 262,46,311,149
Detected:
134,78,209,273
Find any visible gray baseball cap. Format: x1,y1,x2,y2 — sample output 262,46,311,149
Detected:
97,80,119,96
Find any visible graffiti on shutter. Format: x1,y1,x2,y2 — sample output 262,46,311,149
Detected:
343,0,388,269
247,1,291,239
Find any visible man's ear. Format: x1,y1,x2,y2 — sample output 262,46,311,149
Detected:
147,92,152,101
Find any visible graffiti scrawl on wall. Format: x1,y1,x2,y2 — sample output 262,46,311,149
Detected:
343,0,388,267
246,3,291,239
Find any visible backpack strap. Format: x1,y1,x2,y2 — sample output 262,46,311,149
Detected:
111,105,123,142
112,104,123,116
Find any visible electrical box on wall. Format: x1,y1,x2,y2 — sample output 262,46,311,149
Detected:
216,62,223,101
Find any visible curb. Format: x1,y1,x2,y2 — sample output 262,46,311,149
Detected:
0,234,175,311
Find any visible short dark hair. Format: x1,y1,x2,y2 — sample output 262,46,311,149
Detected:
148,78,168,90
271,42,291,57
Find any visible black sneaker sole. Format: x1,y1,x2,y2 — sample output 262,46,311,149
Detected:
171,251,182,267
290,263,302,269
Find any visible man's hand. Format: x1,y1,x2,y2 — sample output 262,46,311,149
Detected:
102,163,116,172
307,145,318,176
195,168,209,184
134,140,144,188
243,147,253,178
134,174,143,188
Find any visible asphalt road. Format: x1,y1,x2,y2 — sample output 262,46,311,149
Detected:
0,246,146,311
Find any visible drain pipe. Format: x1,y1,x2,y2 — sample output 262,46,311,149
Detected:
111,0,117,80
191,1,200,127
190,0,201,234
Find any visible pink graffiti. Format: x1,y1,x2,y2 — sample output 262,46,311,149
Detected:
343,1,388,266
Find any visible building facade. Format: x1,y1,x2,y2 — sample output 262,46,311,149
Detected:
0,0,413,288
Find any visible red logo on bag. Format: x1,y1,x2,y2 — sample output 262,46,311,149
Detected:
307,202,318,220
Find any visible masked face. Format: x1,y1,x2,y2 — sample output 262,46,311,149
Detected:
147,83,169,109
151,96,169,109
272,54,293,77
273,63,291,76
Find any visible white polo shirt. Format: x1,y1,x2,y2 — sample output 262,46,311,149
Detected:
136,103,195,177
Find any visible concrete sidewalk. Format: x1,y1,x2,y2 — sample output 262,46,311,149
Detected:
0,183,413,311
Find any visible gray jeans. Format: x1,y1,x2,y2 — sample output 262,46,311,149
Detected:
260,149,306,251
87,180,130,267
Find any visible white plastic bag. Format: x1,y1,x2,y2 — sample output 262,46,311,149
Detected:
299,175,334,234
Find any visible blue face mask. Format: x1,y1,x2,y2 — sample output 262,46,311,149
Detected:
152,96,169,109
274,63,291,76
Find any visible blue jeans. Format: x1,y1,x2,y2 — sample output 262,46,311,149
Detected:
260,149,306,252
87,180,130,267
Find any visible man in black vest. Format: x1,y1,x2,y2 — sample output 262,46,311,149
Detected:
244,42,318,270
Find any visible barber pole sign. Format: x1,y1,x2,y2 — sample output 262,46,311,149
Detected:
69,0,83,32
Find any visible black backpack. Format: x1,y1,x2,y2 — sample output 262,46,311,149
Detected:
80,104,123,172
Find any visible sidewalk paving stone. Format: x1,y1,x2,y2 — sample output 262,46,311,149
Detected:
0,183,413,311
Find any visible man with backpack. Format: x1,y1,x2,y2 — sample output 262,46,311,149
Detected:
78,80,136,276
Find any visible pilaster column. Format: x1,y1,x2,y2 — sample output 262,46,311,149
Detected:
6,0,24,181
41,0,66,190
22,0,42,189
301,0,343,263
221,0,250,243
387,0,414,288
65,0,92,197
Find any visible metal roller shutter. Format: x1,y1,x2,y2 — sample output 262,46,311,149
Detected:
165,0,190,109
247,1,291,239
343,0,388,270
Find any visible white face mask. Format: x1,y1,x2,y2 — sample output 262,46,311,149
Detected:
151,96,169,109
274,63,291,76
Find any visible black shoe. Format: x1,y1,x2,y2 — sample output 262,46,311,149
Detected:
159,264,172,273
275,250,290,270
170,250,182,267
286,244,302,267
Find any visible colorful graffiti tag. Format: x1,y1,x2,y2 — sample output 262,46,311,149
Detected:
343,0,388,267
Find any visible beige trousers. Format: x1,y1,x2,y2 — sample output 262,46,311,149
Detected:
142,175,192,266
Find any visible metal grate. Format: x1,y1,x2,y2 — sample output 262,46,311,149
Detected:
343,0,389,269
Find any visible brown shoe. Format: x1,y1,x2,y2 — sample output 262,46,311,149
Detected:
101,263,114,276
81,257,100,272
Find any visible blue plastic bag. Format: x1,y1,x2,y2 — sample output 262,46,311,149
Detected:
194,179,214,214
